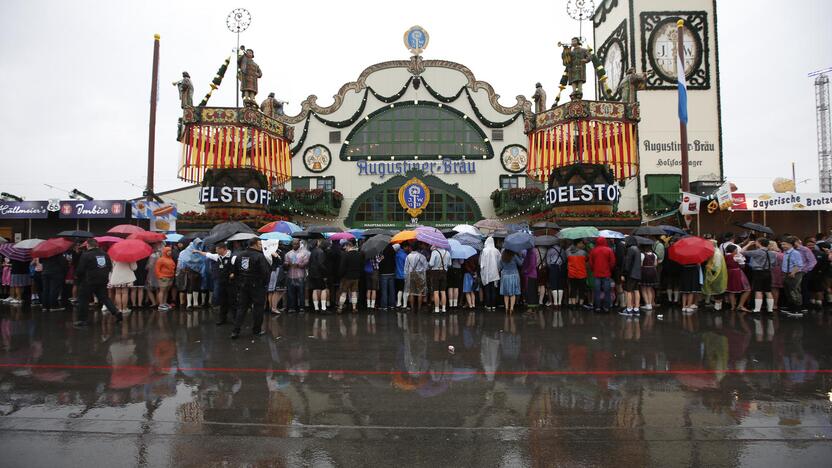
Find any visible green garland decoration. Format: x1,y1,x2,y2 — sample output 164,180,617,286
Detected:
312,78,413,129
198,56,231,107
289,113,312,155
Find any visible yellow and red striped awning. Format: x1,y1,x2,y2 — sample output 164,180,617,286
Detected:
178,124,292,185
526,120,638,182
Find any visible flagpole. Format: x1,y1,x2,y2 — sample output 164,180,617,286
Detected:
677,20,690,192
146,34,160,202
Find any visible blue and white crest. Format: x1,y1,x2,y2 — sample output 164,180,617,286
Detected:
96,256,106,268
403,25,429,55
241,257,250,271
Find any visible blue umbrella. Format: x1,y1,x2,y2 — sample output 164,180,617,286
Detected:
165,233,184,243
599,229,624,239
452,233,484,250
503,231,534,254
260,232,292,243
659,225,687,236
347,228,365,239
448,239,477,260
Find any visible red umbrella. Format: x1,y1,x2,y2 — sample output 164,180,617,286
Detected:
108,224,146,237
108,239,152,262
669,236,715,265
127,231,166,243
31,238,74,258
94,236,125,247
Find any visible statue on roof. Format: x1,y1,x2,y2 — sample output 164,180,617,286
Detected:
532,83,547,114
260,92,287,118
173,71,193,108
617,68,650,104
560,37,591,101
238,47,262,107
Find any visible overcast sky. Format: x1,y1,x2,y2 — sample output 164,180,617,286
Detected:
1,0,830,202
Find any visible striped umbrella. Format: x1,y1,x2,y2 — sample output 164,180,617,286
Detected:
259,232,292,242
416,227,450,250
258,220,302,234
0,244,32,262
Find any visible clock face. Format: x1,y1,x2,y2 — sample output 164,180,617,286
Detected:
303,145,331,173
501,145,528,173
603,41,625,91
649,22,701,82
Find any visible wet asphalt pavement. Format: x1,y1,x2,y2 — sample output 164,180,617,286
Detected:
1,303,832,467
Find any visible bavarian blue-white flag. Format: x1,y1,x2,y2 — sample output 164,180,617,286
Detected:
677,52,688,124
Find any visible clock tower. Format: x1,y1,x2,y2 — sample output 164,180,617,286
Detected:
593,0,722,213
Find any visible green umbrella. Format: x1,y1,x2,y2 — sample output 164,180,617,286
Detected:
557,226,600,240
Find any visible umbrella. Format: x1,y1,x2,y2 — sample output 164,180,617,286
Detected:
474,219,505,234
14,238,45,250
181,231,209,244
534,235,558,247
452,224,480,236
669,236,715,265
57,230,94,239
391,230,418,244
0,244,31,262
599,229,625,239
165,233,184,243
557,227,600,240
108,239,153,262
127,231,166,243
416,227,451,249
531,221,560,230
633,226,666,236
0,236,7,244
227,232,258,242
308,225,341,234
736,222,774,235
441,229,457,238
659,225,687,236
94,236,124,247
347,228,365,239
291,231,311,239
31,238,74,258
491,230,509,239
633,235,655,246
258,220,302,234
108,224,145,236
448,239,477,259
260,232,292,242
360,234,392,258
364,228,396,237
503,231,534,253
202,221,254,246
452,233,484,250
329,232,356,241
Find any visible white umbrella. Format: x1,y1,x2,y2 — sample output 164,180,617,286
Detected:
452,224,480,236
599,230,625,239
226,232,258,242
14,238,45,250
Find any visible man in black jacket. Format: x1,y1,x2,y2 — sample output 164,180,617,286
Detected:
308,240,328,312
231,238,270,339
41,252,68,311
74,239,122,327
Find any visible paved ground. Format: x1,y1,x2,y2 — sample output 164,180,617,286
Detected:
1,303,832,467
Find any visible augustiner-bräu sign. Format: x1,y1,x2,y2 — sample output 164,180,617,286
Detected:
545,184,620,206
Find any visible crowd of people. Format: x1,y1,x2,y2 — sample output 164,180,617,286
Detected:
3,226,831,340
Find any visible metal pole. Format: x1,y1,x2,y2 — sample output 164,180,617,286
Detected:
792,162,797,191
235,32,240,108
677,20,690,192
146,34,161,202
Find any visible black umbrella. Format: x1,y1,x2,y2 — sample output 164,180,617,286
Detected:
633,226,666,236
203,221,254,247
360,234,392,258
364,228,396,237
291,231,311,239
308,225,341,234
180,231,209,244
634,235,655,246
534,235,558,247
736,222,774,235
57,230,95,239
452,233,484,250
659,225,687,236
441,229,457,238
532,221,560,230
491,230,509,239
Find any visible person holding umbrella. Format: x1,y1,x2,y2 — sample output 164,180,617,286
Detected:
74,239,122,327
284,239,310,314
308,240,328,313
428,244,451,314
780,237,805,316
231,238,270,339
338,239,363,313
620,236,642,315
40,250,68,311
499,248,524,314
403,243,428,313
480,237,501,312
195,242,234,324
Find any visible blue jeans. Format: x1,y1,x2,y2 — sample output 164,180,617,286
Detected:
379,274,396,309
593,277,612,310
286,278,305,311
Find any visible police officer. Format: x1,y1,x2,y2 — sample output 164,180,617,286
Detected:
195,242,233,325
73,239,122,328
231,238,269,339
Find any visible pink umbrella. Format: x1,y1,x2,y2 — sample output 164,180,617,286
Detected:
108,239,152,262
415,227,451,250
94,236,125,247
127,231,166,243
31,238,74,258
329,232,355,241
108,224,146,237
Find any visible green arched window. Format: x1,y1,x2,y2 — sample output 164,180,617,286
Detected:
342,103,493,160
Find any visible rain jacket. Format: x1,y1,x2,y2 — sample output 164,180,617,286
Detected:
588,237,616,279
623,237,642,280
566,245,588,279
702,240,727,296
309,244,327,278
76,247,112,285
479,236,501,285
154,247,176,279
